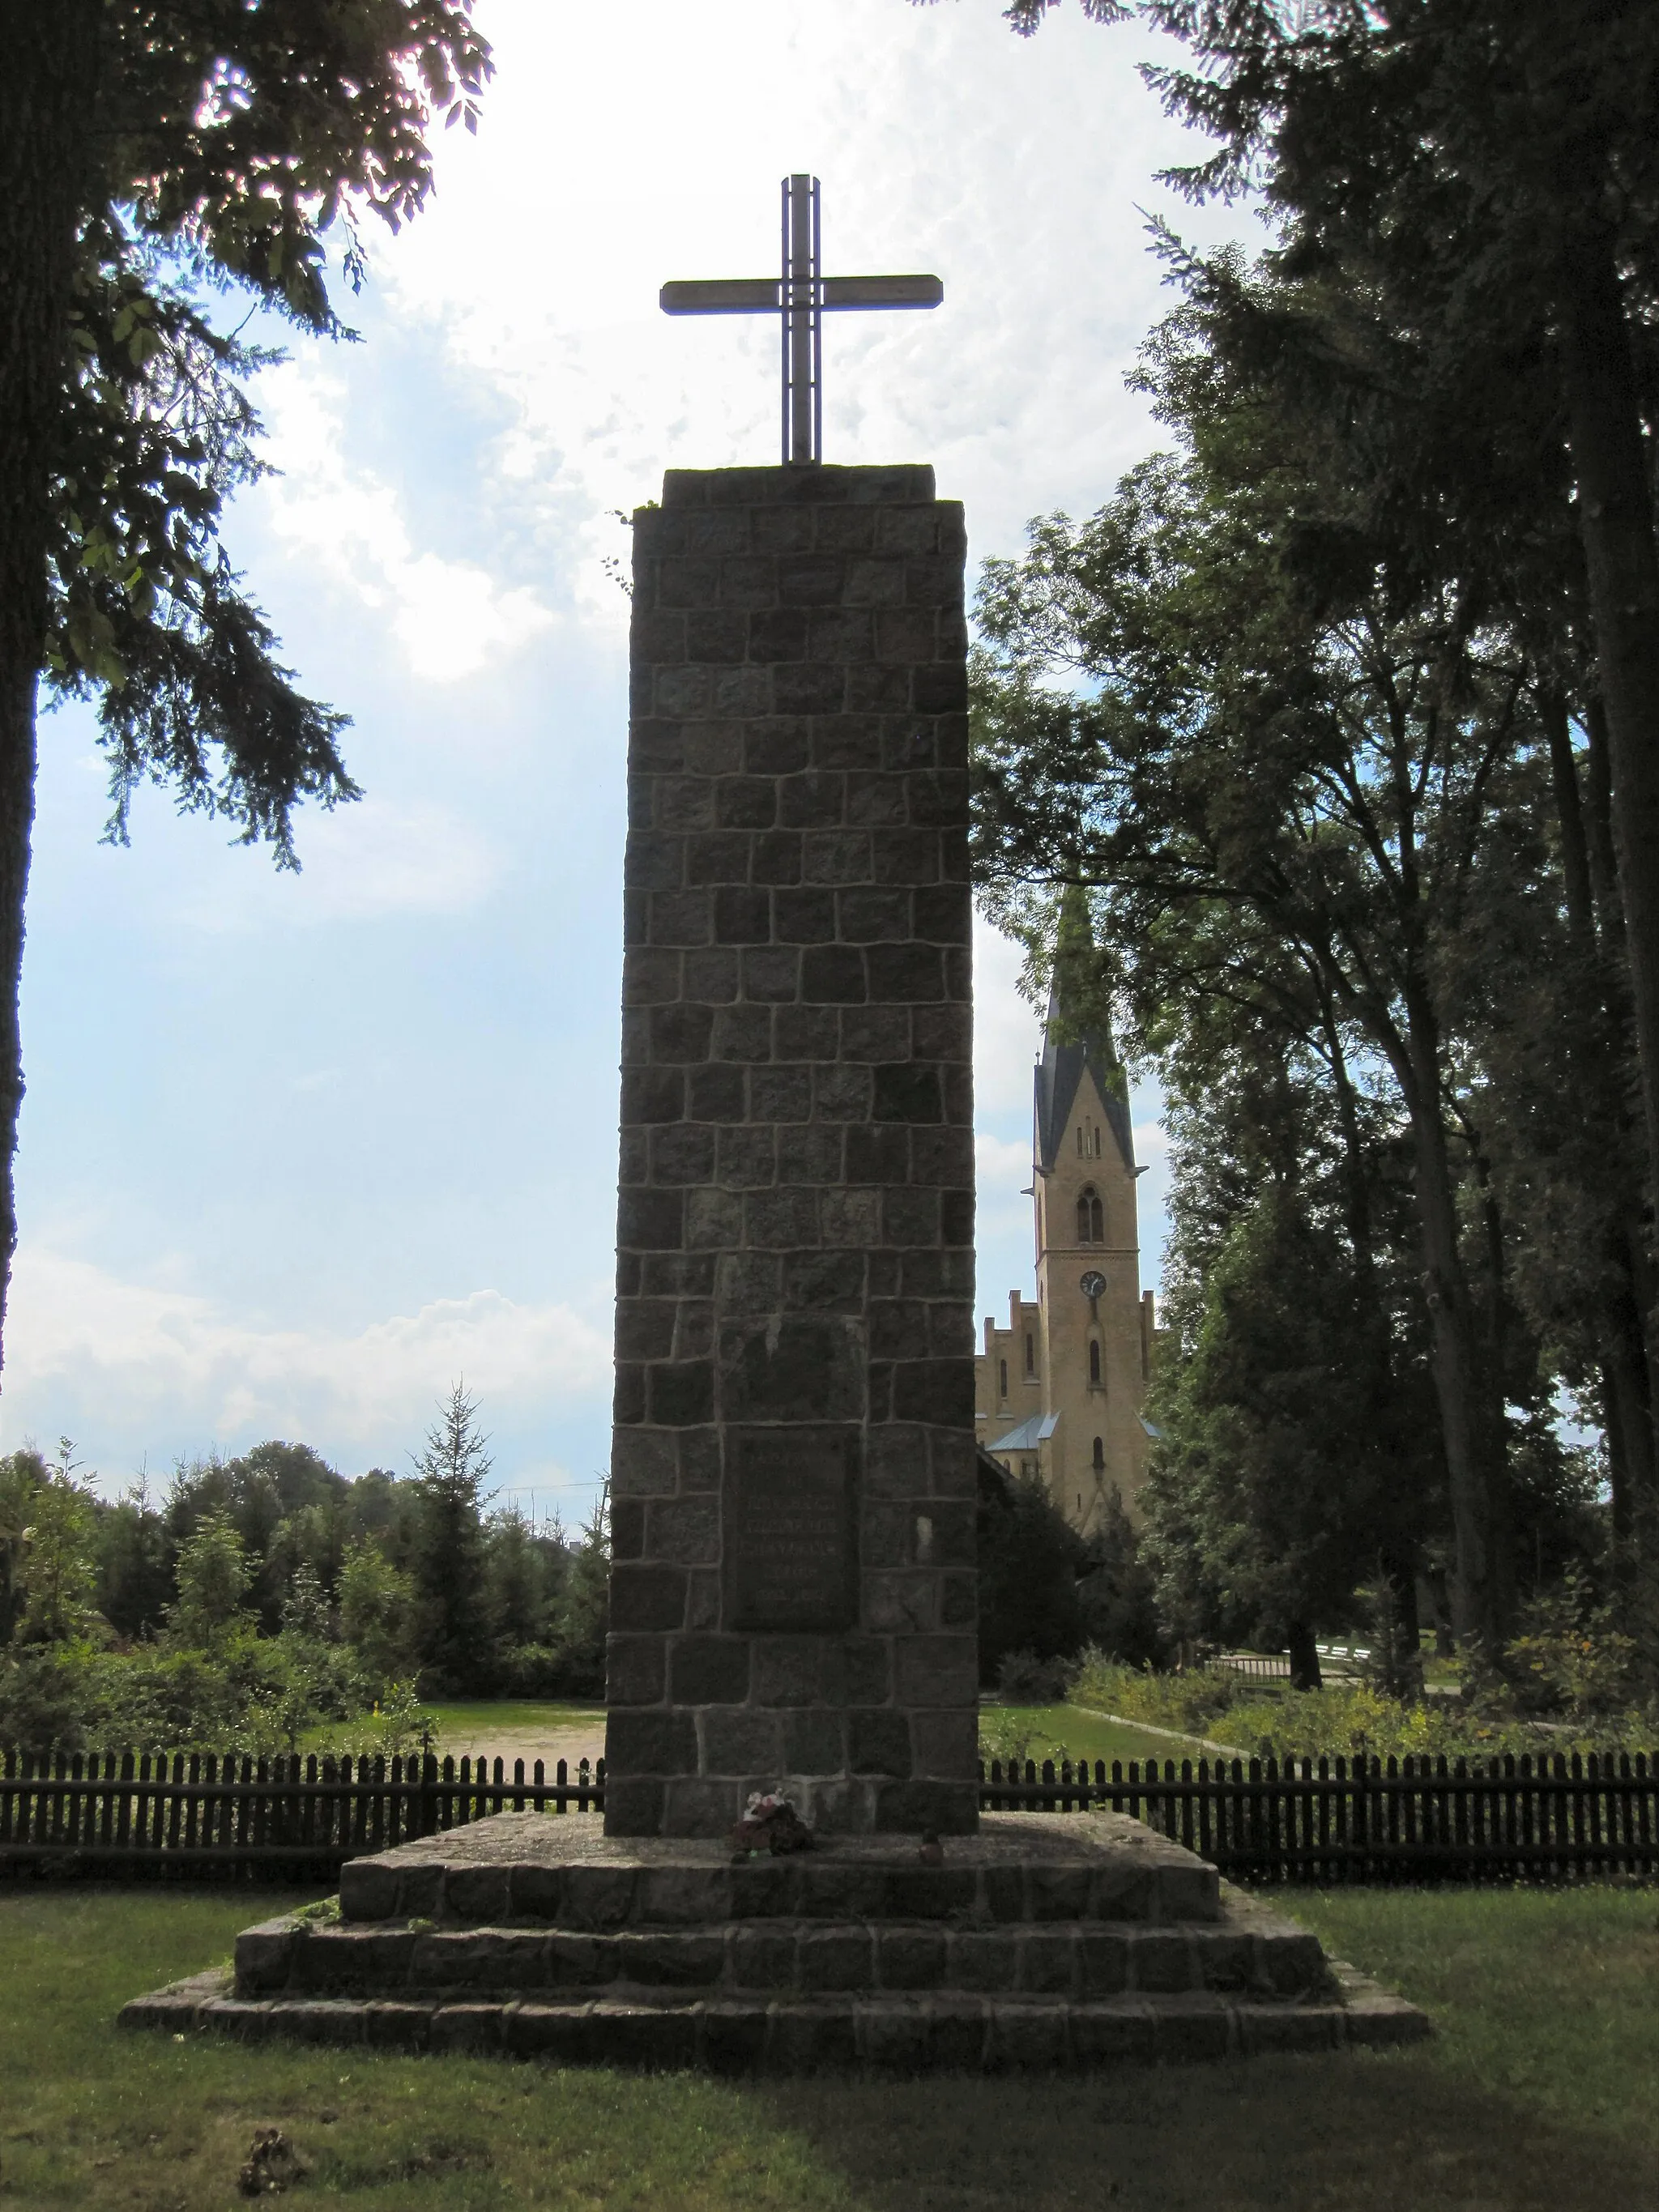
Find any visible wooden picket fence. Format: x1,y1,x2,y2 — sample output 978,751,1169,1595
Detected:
979,1750,1659,1882
4,1744,1655,1883
0,1748,604,1882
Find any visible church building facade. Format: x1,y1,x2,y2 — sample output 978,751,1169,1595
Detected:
975,991,1158,1534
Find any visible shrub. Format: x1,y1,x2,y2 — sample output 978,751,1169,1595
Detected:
996,1648,1076,1703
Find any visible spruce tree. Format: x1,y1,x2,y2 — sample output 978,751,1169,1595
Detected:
408,1383,491,1694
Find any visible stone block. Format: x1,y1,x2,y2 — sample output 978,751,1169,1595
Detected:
799,1928,876,1993
363,2000,435,2051
783,1708,845,1772
508,1865,567,1921
649,1494,721,1565
612,1931,725,1988
1129,1931,1196,1993
729,1856,796,1918
582,2002,700,2070
769,2002,859,2072
606,1709,697,1776
860,1999,932,2071
339,1862,399,1923
1193,1934,1256,1993
795,1861,889,1920
505,2002,596,2061
1077,1929,1130,1997
893,1635,978,1709
702,2001,771,2073
1069,2001,1157,2063
1086,1860,1156,1923
875,1779,980,1835
662,1777,742,1835
608,1566,689,1634
989,2001,1069,2070
1240,2006,1341,2055
1151,1994,1232,2062
429,2002,505,2054
275,1998,370,2047
1258,1930,1326,1995
848,1709,912,1776
1024,1866,1093,1924
877,1927,949,1990
702,1707,785,1772
668,1635,752,1705
599,1778,664,1836
732,1924,797,1988
1017,1930,1077,1996
234,1920,300,1995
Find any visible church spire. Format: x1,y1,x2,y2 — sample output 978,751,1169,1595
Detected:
1034,890,1134,1172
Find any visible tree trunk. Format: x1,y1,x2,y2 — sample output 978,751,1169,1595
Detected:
1393,1008,1512,1650
1285,1620,1322,1692
1580,693,1625,953
1541,689,1597,954
0,5,100,1378
1559,228,1659,1240
1604,1227,1659,1540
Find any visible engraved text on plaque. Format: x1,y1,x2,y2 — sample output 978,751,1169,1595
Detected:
726,1430,856,1632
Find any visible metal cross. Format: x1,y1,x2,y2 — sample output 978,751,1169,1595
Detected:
661,175,944,465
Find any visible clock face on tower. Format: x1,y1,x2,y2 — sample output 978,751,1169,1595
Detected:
1079,1270,1107,1301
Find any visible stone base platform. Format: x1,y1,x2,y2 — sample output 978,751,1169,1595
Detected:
119,1812,1426,2070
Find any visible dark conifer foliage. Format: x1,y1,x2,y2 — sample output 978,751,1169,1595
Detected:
0,2,492,1368
407,1383,492,1695
967,0,1659,1676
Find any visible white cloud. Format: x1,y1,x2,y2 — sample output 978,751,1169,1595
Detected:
19,0,1245,1492
1132,1119,1168,1159
1,1250,609,1471
974,917,1043,1117
348,0,1250,620
171,795,501,929
256,362,553,681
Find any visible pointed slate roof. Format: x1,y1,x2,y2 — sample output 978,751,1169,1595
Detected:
1034,974,1136,1176
985,1412,1060,1454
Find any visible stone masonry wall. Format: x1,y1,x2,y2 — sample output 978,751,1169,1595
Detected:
603,463,978,1839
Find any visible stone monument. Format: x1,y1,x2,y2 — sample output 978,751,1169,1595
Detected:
118,179,1427,2069
603,176,975,1839
603,458,978,1838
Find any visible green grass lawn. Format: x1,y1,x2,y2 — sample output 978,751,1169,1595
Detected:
984,1703,1235,1768
300,1703,605,1759
1,1879,1652,2210
420,1703,604,1748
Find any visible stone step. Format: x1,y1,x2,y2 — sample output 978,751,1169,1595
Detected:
238,1899,1323,2005
121,1968,1427,2070
336,1810,1220,1929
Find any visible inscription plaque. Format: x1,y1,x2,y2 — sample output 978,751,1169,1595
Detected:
726,1429,857,1632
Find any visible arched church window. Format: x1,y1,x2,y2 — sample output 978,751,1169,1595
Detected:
1077,1125,1084,1155
1024,1332,1034,1375
1077,1187,1103,1242
1092,1436,1105,1472
999,1358,1009,1400
1089,1340,1101,1385
1094,1126,1102,1157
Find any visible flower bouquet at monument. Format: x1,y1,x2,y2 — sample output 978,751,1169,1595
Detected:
730,1789,815,1856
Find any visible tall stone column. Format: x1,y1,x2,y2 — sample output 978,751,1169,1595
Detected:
603,463,978,1839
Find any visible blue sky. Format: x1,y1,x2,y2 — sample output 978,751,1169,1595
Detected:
6,0,1251,1519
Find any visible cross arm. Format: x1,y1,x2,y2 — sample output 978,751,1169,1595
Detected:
821,275,942,310
660,279,778,315
660,274,944,317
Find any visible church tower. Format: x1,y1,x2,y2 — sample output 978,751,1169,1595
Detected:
974,948,1157,1532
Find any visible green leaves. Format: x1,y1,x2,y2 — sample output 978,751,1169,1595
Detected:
23,4,495,863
